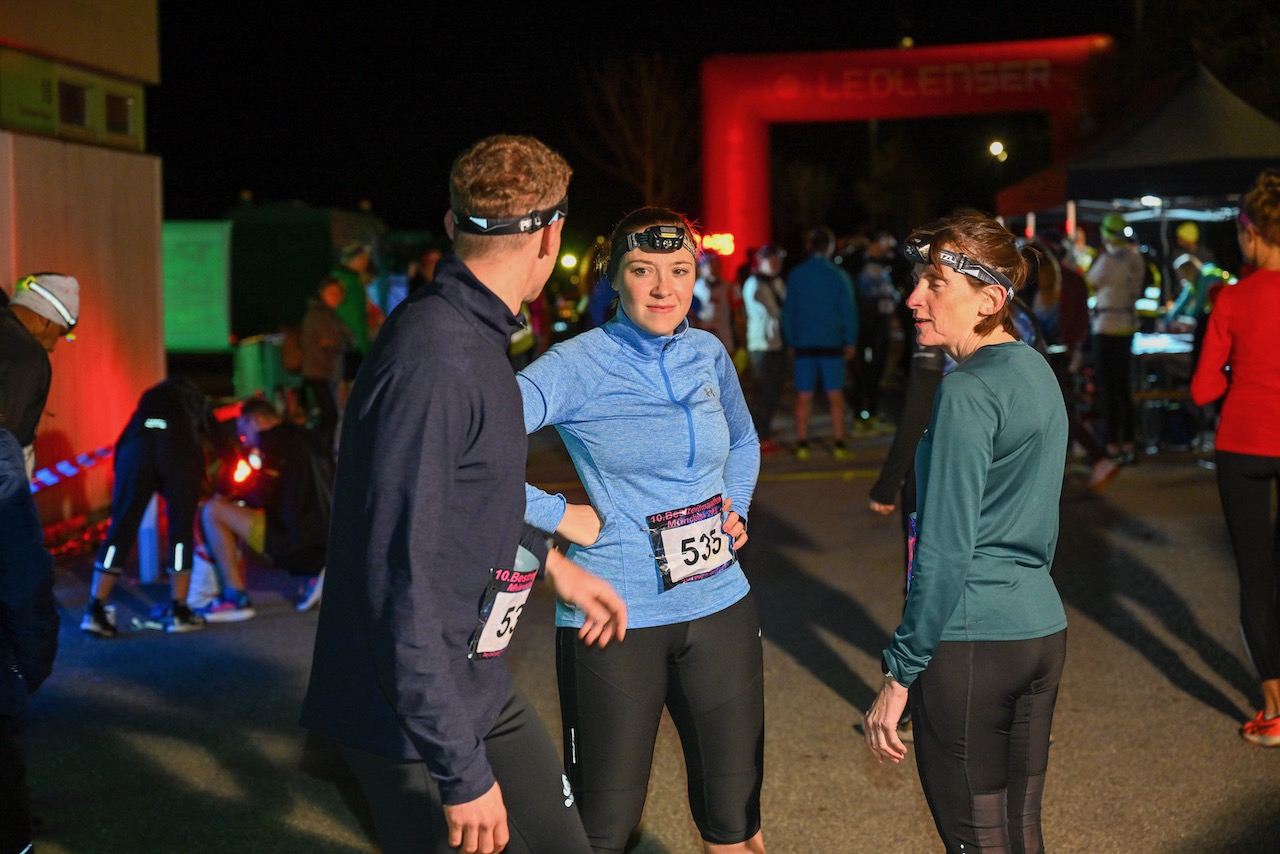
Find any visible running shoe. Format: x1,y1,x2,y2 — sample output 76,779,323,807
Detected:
832,442,853,461
165,603,207,633
1241,710,1280,747
80,600,119,638
197,592,257,623
294,569,325,613
1087,457,1120,493
794,442,811,461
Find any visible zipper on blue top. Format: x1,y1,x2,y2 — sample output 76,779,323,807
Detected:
658,339,696,467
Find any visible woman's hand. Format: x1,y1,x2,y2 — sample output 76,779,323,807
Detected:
557,502,603,547
864,675,910,764
544,549,627,647
722,498,748,550
869,499,896,516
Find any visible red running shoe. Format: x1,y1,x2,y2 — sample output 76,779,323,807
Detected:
1241,711,1280,747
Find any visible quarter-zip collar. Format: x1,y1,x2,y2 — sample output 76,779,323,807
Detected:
606,305,698,466
432,252,524,349
603,304,690,358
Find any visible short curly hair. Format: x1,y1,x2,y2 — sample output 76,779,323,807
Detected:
449,135,572,259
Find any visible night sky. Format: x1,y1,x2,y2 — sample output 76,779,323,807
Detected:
149,2,1121,253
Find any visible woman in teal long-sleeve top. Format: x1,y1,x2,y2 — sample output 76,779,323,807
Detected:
864,214,1068,854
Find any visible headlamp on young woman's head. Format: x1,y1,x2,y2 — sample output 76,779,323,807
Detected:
608,225,698,277
452,195,568,236
903,236,1014,302
623,225,696,255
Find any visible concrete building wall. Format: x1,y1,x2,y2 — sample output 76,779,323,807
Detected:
0,0,159,83
0,0,163,523
1,131,165,520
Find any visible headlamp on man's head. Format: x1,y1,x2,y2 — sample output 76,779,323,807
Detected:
453,195,568,236
15,274,78,334
903,236,1015,302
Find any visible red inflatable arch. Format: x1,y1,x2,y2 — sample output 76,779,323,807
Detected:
700,34,1111,271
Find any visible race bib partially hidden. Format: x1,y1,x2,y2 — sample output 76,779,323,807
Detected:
468,546,539,659
906,512,918,593
647,494,735,591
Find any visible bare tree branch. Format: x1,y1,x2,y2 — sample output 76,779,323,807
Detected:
572,53,698,208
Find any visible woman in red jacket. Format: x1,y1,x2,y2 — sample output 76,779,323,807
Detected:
1191,168,1280,747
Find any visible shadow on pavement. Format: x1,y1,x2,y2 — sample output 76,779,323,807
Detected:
30,566,374,853
1054,490,1255,721
748,505,888,715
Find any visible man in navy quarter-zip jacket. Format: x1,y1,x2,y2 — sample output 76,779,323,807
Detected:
301,135,626,854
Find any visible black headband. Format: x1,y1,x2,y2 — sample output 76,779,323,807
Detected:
452,195,568,236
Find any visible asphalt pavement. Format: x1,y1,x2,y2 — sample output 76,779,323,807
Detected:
23,419,1280,853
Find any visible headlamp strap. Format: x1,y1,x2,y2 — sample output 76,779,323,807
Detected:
608,225,697,279
904,239,1014,302
453,195,568,236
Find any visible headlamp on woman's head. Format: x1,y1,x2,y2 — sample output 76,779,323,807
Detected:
452,195,568,236
623,225,696,255
608,225,698,277
903,236,1014,302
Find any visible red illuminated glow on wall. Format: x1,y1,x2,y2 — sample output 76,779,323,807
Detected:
700,35,1111,272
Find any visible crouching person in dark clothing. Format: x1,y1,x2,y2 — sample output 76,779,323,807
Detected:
83,378,223,637
199,398,331,621
1,427,59,854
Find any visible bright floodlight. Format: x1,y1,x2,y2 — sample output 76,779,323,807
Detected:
561,254,577,268
1140,195,1162,207
988,141,1005,157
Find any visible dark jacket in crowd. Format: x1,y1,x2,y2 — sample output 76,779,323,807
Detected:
0,305,52,448
0,428,58,723
118,378,222,458
300,298,355,383
247,421,332,575
301,252,550,806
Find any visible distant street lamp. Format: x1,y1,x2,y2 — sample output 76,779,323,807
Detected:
987,140,1009,212
560,253,577,268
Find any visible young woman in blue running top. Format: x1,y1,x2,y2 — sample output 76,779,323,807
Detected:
520,208,765,853
864,213,1068,854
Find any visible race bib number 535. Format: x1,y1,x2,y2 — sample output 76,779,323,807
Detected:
648,494,735,591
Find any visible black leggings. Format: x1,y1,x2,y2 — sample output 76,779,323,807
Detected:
1216,450,1280,681
748,350,788,441
557,592,764,852
339,689,591,854
911,631,1067,854
302,377,340,457
96,435,202,574
1,717,32,854
1094,334,1135,448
